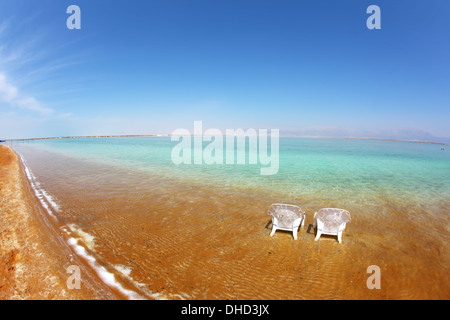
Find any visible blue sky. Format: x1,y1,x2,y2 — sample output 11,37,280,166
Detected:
0,0,449,141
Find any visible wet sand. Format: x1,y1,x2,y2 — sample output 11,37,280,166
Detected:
0,145,127,299
2,144,449,299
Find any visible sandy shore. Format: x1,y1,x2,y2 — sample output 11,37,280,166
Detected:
0,145,124,300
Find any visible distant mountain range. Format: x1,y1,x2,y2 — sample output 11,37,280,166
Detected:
280,127,450,144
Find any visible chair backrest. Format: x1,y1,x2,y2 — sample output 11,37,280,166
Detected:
315,208,351,232
268,204,304,227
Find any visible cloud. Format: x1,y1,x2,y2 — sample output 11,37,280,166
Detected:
0,73,18,101
0,17,63,117
15,97,53,114
0,72,52,114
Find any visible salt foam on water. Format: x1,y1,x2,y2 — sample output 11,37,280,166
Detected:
67,223,96,251
67,237,143,300
20,155,60,219
19,153,152,300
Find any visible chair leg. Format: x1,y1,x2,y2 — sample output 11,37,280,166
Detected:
292,227,299,240
270,218,278,237
314,219,322,241
270,226,277,237
314,231,322,241
337,223,346,243
337,231,343,243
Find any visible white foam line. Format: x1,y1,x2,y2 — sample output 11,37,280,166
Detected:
41,188,61,212
20,156,58,219
113,264,164,300
24,161,61,213
67,223,96,250
67,238,143,300
18,154,156,300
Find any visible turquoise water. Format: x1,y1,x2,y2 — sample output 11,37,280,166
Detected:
12,137,450,205
10,137,450,299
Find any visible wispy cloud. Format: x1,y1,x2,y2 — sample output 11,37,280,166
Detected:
0,11,87,120
0,18,53,115
15,97,53,114
0,72,53,114
0,73,17,101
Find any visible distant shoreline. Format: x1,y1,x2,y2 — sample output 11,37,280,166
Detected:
323,136,449,145
2,134,448,145
2,134,167,141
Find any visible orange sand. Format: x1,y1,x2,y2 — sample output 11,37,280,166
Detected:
0,145,125,299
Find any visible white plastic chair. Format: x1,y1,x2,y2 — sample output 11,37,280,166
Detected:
313,208,351,243
268,204,306,240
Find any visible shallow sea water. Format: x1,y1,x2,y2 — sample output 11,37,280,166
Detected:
11,137,450,299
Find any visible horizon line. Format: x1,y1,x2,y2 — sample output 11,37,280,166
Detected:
2,134,448,146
